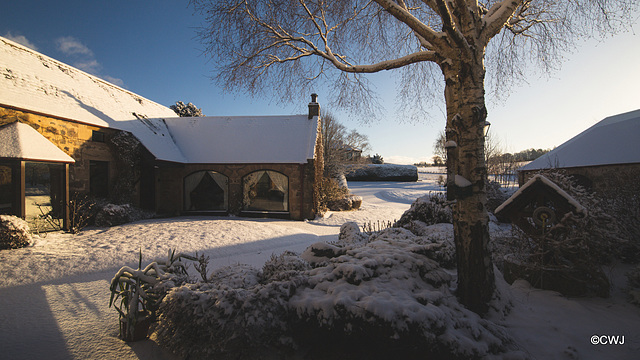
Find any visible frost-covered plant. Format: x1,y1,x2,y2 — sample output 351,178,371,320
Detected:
0,215,32,250
262,251,311,282
536,170,624,264
95,203,153,227
486,179,508,213
598,187,640,263
318,176,350,212
395,192,452,228
626,265,640,307
109,251,163,341
67,193,98,234
170,101,204,117
109,249,194,341
361,219,396,235
155,263,301,358
370,153,384,164
154,227,517,359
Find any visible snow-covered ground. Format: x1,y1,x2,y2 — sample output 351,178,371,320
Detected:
0,170,638,359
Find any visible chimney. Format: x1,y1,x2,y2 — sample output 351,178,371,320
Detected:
308,93,319,119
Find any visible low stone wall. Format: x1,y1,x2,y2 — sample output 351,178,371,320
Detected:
345,164,418,182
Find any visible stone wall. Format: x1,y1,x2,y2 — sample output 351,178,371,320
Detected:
1,105,120,197
519,163,640,196
2,105,322,220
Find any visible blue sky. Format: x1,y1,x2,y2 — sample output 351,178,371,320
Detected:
3,1,639,164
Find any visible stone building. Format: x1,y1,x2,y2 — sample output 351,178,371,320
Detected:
517,109,640,242
518,109,640,195
0,36,322,229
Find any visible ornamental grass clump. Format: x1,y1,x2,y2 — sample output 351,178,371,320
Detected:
109,250,193,341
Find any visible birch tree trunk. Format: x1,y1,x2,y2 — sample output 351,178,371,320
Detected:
442,57,494,314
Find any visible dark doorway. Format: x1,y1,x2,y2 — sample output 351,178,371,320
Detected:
90,160,109,198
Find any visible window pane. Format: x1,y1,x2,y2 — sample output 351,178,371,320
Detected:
0,163,12,215
243,170,288,212
184,171,228,211
25,162,65,230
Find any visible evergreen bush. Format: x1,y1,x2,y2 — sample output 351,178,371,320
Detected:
0,215,32,250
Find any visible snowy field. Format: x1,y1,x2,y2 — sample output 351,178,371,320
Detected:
1,169,639,359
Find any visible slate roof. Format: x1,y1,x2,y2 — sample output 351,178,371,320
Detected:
0,36,319,165
520,109,640,171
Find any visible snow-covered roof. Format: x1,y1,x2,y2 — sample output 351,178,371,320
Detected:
0,122,75,163
520,109,640,171
495,174,585,215
0,36,318,165
162,115,318,164
0,36,177,127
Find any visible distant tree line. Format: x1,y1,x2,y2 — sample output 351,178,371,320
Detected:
493,148,551,163
430,131,552,185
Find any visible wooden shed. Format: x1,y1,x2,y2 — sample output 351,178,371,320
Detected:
494,174,585,235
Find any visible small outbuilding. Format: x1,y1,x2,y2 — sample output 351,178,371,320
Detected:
495,174,585,235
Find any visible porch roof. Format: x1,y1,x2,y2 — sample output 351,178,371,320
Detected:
0,122,75,163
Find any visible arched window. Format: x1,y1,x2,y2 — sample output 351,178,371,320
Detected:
243,170,288,212
184,171,228,211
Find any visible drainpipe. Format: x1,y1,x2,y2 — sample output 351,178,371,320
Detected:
299,164,305,220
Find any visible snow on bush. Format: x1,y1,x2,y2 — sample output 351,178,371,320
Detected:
95,203,152,227
486,180,509,213
395,192,452,228
153,223,518,359
0,215,33,250
627,265,640,307
345,164,418,182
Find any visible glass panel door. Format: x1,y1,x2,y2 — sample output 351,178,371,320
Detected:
25,162,65,231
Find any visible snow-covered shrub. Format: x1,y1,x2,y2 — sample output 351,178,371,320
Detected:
318,176,350,212
290,234,513,359
395,192,452,228
338,221,369,245
0,215,32,250
626,265,640,307
393,222,457,269
262,251,311,283
154,228,519,359
170,101,204,117
599,189,640,263
486,179,509,214
155,263,303,359
95,203,152,227
301,242,347,266
361,219,395,235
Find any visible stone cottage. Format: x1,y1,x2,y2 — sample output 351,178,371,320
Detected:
0,36,322,229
